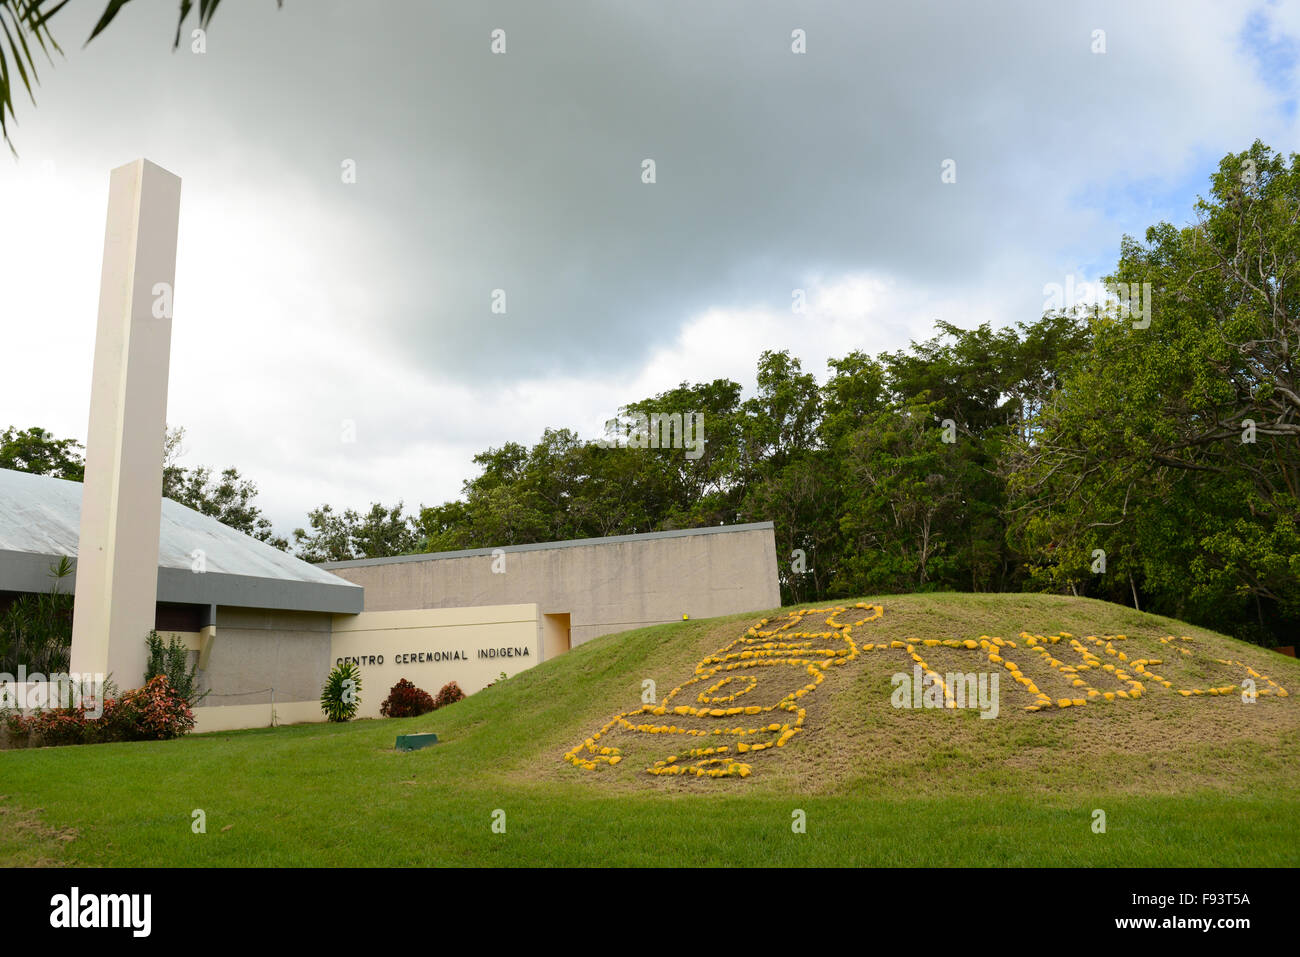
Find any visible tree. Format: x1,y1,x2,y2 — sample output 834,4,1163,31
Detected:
293,502,418,564
741,351,822,466
735,353,828,602
405,379,750,558
743,450,836,604
1008,142,1300,645
831,398,964,594
0,425,83,479
620,378,747,528
1,1,281,152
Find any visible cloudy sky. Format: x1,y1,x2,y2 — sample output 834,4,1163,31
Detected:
2,0,1298,537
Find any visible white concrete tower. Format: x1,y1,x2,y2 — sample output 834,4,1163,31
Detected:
69,160,182,688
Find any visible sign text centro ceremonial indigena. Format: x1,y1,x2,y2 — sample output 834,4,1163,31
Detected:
335,646,533,667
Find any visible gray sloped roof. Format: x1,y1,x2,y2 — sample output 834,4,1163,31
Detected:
322,521,777,568
0,467,362,614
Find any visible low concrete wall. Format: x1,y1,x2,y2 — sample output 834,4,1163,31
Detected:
326,523,782,649
193,699,321,733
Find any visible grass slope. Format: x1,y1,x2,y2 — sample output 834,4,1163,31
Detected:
1,593,1297,867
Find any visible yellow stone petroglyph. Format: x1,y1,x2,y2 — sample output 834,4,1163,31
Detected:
563,608,1290,780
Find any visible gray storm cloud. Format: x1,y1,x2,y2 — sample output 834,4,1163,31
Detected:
2,0,1295,529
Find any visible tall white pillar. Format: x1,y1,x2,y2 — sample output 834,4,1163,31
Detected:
70,160,182,689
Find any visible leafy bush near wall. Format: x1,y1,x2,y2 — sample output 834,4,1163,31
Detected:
432,681,465,710
10,704,91,747
118,675,198,740
380,678,435,718
0,557,74,675
320,661,363,722
0,675,195,749
145,630,206,707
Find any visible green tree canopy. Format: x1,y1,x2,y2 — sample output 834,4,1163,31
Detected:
0,425,83,479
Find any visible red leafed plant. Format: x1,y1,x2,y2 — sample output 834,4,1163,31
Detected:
1,674,193,749
21,705,91,746
432,681,465,710
380,678,435,718
113,674,196,741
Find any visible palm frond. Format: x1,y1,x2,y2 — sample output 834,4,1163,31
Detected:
0,0,63,154
1,0,283,155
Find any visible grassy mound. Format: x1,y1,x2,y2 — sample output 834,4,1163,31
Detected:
1,593,1296,867
545,593,1299,795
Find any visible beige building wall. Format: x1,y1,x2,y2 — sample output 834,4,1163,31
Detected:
187,605,539,732
330,604,540,718
326,524,782,650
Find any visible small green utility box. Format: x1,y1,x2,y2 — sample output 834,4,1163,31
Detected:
395,732,439,752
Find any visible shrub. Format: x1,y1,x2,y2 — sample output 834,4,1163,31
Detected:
0,711,29,748
0,675,193,748
120,674,195,740
94,694,137,744
145,630,205,707
25,704,92,746
321,661,363,722
432,681,465,710
380,678,434,718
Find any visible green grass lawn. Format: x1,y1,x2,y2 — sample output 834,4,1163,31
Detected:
2,593,1298,867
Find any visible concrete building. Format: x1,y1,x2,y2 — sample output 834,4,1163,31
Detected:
324,523,782,656
0,465,781,729
0,465,363,728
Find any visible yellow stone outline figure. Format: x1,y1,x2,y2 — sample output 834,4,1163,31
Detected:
1015,632,1290,705
563,603,883,778
563,607,1290,780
